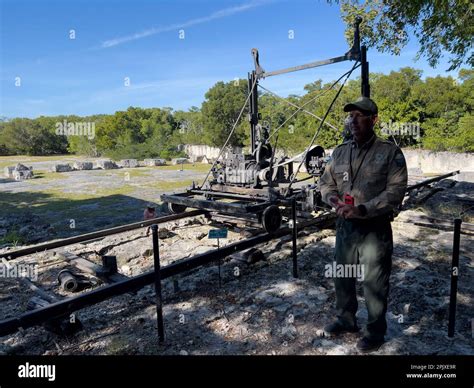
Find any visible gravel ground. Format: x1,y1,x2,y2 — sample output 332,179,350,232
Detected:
0,178,472,356
0,158,208,242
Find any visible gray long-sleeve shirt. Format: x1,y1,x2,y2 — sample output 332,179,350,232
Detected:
319,135,408,218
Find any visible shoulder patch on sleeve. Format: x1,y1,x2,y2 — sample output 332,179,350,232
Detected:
394,151,406,167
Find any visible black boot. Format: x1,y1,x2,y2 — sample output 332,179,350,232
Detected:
356,336,385,353
323,320,359,337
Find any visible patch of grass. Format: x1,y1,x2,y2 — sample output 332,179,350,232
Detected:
103,168,155,179
29,170,68,181
0,230,26,246
141,179,195,191
121,168,154,178
105,336,132,355
0,154,78,162
155,163,211,173
0,161,13,170
0,155,84,172
0,159,208,228
41,184,137,201
0,184,138,219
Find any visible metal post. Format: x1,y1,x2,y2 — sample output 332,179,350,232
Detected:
151,224,165,343
291,197,298,278
361,45,370,98
217,238,221,287
448,218,462,337
248,71,259,154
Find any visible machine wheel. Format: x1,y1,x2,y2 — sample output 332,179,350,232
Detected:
262,205,282,234
168,203,187,214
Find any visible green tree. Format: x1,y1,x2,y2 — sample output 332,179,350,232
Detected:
371,68,423,147
201,79,249,147
67,114,106,156
332,0,474,70
0,117,68,155
173,108,204,145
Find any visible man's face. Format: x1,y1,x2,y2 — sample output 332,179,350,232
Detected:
348,110,378,141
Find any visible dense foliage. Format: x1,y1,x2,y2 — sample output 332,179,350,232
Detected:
0,68,472,158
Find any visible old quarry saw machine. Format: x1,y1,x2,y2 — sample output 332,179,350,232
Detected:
162,18,369,233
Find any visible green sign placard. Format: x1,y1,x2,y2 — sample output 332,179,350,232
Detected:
208,229,228,239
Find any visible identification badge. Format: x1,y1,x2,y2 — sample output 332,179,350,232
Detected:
344,193,354,205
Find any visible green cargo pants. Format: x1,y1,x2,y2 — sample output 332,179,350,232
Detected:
334,215,393,340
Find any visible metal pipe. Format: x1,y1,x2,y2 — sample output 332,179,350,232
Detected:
291,197,298,278
448,218,462,337
406,171,460,192
248,70,259,154
1,210,206,261
0,213,335,337
151,225,165,343
262,55,349,78
361,45,370,98
58,270,79,293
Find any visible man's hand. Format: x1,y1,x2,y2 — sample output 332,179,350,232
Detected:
336,204,362,219
329,195,345,208
329,195,364,218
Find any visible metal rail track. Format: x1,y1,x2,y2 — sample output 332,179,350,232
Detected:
1,210,207,261
0,213,335,336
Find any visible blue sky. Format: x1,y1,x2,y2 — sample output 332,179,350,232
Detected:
0,0,461,118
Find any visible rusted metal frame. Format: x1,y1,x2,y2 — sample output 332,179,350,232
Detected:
188,189,267,202
209,184,275,197
160,194,274,214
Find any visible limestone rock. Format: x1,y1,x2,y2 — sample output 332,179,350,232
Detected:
95,160,119,170
143,159,166,166
73,161,93,170
51,164,73,173
171,158,189,165
119,159,139,168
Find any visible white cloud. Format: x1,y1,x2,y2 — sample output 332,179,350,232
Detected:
87,76,220,104
101,0,273,48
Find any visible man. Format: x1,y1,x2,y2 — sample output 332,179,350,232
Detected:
319,96,408,352
144,203,156,236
